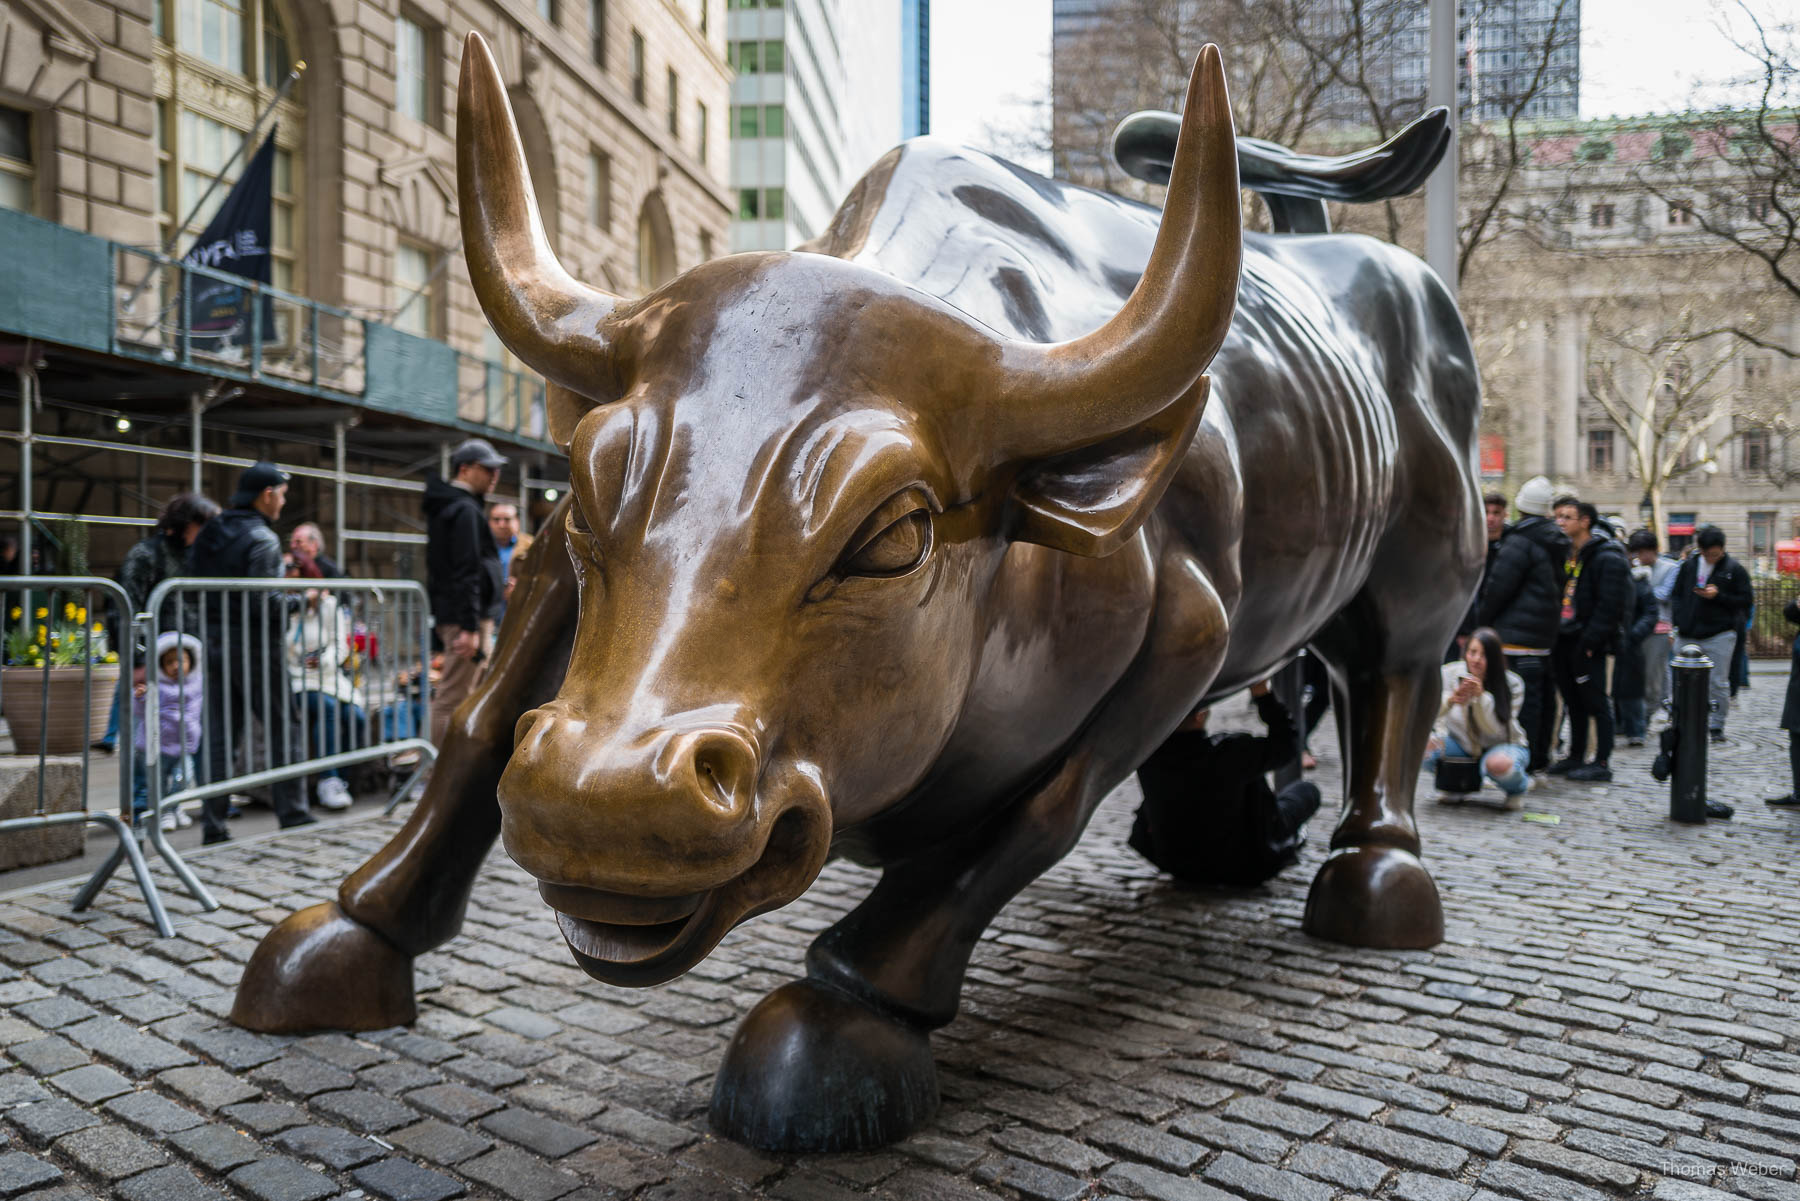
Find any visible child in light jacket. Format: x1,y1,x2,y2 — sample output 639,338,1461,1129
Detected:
133,631,204,827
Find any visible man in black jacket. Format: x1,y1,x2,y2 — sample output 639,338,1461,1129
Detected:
1671,525,1753,741
425,438,507,747
187,462,315,843
1550,497,1631,781
1476,475,1569,773
1130,680,1322,886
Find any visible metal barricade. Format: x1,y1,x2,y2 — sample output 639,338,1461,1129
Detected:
0,577,175,936
141,577,435,910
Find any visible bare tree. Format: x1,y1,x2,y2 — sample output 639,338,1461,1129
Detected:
1584,299,1784,536
1622,4,1800,356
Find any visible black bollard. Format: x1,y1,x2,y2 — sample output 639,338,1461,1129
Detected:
1669,643,1711,824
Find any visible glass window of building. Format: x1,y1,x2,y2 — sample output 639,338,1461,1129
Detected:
1586,428,1613,474
737,188,759,220
396,14,433,125
1589,202,1614,228
734,105,757,138
587,149,612,229
590,0,606,65
1750,511,1777,555
1744,433,1772,474
666,68,679,136
0,106,32,213
700,229,714,260
538,0,557,25
393,241,435,336
762,40,783,72
762,104,783,137
764,187,784,219
630,29,645,103
155,0,305,294
696,101,708,163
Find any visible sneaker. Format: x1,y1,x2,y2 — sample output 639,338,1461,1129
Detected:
201,829,232,846
1765,793,1800,807
315,777,353,811
90,740,115,754
1625,738,1645,748
1502,792,1526,811
1434,792,1466,805
1546,758,1581,776
176,806,192,828
1705,799,1734,820
1567,762,1613,782
278,814,319,830
1710,729,1727,743
159,808,179,833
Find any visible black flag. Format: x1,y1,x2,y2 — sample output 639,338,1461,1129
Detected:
180,128,277,349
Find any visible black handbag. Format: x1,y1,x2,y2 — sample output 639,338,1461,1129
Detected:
1435,755,1482,794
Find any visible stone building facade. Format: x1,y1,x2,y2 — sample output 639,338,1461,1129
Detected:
0,0,731,573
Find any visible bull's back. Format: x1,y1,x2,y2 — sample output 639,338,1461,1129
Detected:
824,140,1480,668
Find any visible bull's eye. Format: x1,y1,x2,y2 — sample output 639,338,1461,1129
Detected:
841,508,932,578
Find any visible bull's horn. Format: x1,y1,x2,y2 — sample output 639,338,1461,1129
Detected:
458,31,621,397
997,44,1239,456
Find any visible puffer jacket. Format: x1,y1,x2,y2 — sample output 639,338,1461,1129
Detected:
1671,552,1753,641
185,507,286,641
1563,531,1632,654
1478,516,1570,650
423,476,501,631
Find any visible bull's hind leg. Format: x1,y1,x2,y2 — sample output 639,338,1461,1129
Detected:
710,552,1229,1151
232,500,578,1033
1301,596,1449,949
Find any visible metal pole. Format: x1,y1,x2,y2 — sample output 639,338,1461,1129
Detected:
189,394,203,494
1427,0,1459,300
334,421,347,570
17,367,31,572
1670,644,1710,823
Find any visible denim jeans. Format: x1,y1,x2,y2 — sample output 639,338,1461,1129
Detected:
1424,732,1531,796
131,751,191,814
1616,696,1647,740
299,692,368,782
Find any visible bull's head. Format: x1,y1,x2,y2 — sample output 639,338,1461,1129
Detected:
458,32,1239,986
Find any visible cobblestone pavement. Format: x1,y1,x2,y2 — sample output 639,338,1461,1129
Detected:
0,670,1796,1200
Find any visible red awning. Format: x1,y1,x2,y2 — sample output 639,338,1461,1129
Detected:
1668,523,1696,535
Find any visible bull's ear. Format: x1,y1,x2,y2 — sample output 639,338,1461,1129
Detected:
547,382,599,451
1007,378,1209,557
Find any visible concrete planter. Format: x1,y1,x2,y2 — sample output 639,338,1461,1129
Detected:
0,665,118,756
0,758,85,869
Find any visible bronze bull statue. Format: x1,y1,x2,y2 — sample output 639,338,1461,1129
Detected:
233,34,1483,1152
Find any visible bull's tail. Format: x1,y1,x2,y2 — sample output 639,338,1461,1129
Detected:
1112,107,1451,234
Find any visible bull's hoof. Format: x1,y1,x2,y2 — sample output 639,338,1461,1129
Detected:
710,979,938,1151
230,902,417,1033
1302,845,1443,949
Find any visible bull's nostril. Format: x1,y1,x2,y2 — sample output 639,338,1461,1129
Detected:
690,731,758,816
514,708,547,749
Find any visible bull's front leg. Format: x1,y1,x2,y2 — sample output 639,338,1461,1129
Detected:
710,553,1229,1152
1300,608,1445,949
232,501,577,1033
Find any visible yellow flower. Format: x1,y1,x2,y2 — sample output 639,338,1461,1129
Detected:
35,625,46,644
34,607,47,619
76,607,86,623
6,607,17,620
102,652,118,664
29,658,43,668
62,603,75,621
91,624,103,635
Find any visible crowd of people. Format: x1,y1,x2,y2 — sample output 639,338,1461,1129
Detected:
66,437,529,841
1446,476,1760,812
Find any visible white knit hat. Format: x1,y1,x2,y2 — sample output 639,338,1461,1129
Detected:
1514,475,1556,517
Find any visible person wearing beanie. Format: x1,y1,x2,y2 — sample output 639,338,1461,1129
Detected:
1475,476,1571,774
186,461,316,842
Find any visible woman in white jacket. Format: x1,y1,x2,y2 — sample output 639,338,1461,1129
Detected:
1425,627,1531,807
285,556,365,810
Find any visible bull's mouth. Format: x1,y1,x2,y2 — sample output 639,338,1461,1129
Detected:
539,803,831,988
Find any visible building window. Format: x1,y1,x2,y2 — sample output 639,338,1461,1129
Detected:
1746,357,1770,386
590,0,606,65
1667,202,1694,226
586,149,611,230
537,0,556,25
179,0,246,74
763,104,783,137
630,29,645,104
1747,194,1772,222
0,106,32,213
1587,428,1614,474
699,229,714,260
392,241,436,337
763,40,784,72
737,188,758,220
1750,511,1777,556
666,68,679,136
395,13,434,126
730,41,757,72
1589,202,1614,229
764,186,784,219
695,101,708,163
1743,429,1772,473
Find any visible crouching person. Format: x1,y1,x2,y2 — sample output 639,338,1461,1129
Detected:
1130,679,1322,886
1426,626,1531,808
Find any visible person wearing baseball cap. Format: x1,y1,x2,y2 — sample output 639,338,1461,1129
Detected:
186,460,316,841
1473,476,1572,775
424,439,508,749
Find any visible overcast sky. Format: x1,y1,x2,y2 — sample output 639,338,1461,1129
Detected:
928,0,1787,177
